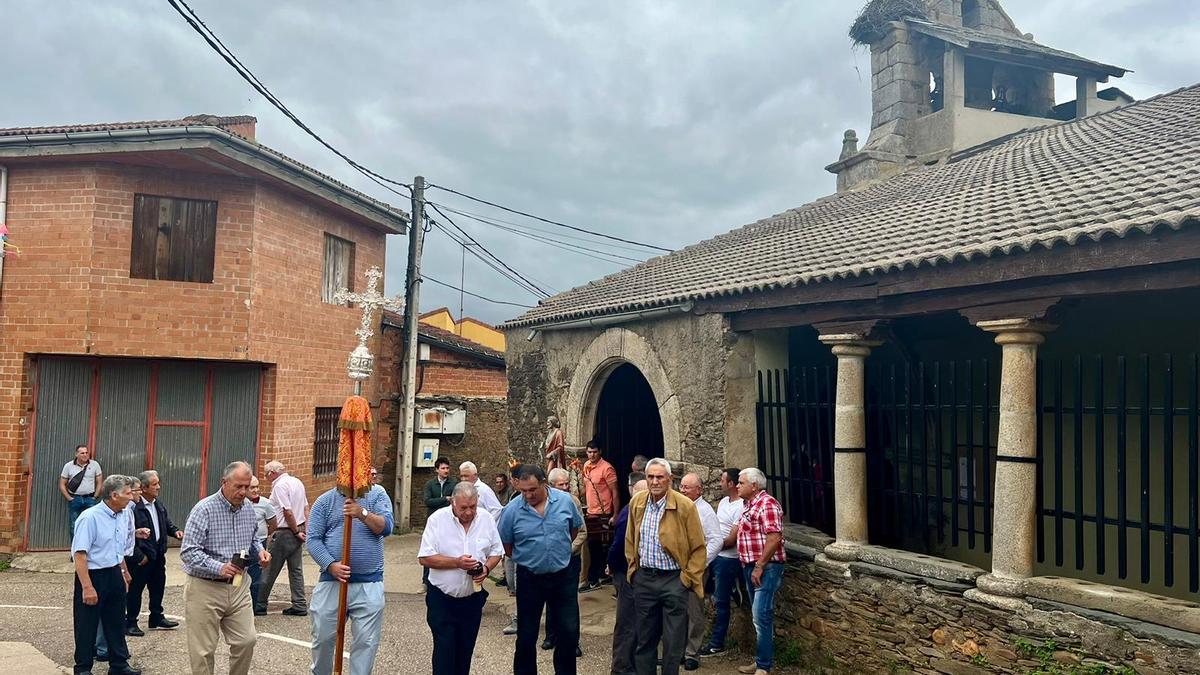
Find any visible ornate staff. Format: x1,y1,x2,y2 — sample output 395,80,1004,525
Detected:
331,266,402,675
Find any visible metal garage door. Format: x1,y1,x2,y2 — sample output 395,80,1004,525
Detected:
26,358,262,550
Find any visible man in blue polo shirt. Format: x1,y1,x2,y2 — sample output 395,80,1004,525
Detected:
499,464,584,675
305,481,394,675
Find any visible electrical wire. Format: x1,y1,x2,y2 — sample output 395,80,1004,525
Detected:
423,275,534,308
426,202,552,298
430,202,650,261
427,183,672,253
445,209,645,265
431,203,654,254
427,219,549,299
166,0,413,203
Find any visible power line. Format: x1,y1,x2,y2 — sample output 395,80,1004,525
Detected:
166,0,413,203
432,202,652,258
440,205,645,265
427,182,673,253
423,274,534,308
427,218,549,299
427,202,553,298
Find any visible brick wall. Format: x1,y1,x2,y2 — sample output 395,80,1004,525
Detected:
376,323,509,528
0,159,391,550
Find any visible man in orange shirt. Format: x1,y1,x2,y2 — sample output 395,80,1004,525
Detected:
579,441,619,592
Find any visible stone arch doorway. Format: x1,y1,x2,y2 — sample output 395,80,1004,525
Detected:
592,362,664,496
565,327,683,493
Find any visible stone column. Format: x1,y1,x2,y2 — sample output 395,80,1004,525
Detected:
974,318,1052,598
818,333,881,562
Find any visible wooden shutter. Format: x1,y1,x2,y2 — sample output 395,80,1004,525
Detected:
130,194,217,283
322,234,355,304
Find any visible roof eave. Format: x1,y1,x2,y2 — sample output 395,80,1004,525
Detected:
0,125,409,234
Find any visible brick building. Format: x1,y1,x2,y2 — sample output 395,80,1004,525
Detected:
376,312,508,528
0,114,407,551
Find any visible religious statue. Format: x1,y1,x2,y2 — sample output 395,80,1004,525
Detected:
541,415,585,473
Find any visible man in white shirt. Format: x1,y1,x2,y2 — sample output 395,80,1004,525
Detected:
459,461,504,521
418,481,504,675
699,468,745,658
678,472,724,670
60,444,104,536
258,460,310,616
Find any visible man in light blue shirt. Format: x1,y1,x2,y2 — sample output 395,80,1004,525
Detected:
72,474,141,675
499,464,584,675
306,482,393,675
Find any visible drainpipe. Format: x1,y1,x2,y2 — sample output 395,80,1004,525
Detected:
0,164,8,300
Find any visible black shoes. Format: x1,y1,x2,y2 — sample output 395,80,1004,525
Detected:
110,666,143,675
495,577,508,587
541,639,555,651
578,581,602,593
149,617,178,630
125,624,144,637
576,646,584,658
282,607,308,616
699,645,726,657
253,606,267,616
683,657,700,670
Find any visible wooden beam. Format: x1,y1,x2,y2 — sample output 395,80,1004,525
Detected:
729,261,1200,331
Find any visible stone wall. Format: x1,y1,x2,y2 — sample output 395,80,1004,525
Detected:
504,313,752,478
774,543,1200,674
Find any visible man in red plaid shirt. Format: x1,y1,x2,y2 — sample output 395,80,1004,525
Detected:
731,467,785,675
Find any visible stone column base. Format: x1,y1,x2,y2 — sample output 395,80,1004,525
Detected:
963,587,1033,612
976,572,1028,598
823,540,862,562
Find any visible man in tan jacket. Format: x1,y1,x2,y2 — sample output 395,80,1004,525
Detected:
624,458,706,675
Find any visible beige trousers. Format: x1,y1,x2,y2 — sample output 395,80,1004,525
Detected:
185,575,257,675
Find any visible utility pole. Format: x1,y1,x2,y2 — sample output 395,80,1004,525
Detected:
396,175,425,529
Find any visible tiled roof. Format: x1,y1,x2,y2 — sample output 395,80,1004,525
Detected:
0,114,259,139
507,83,1200,328
905,19,1128,78
382,312,505,363
0,114,408,230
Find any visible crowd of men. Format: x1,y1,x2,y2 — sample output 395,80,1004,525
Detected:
63,441,787,675
65,451,391,675
417,445,787,675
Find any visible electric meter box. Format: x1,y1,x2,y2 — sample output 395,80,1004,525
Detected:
415,438,439,467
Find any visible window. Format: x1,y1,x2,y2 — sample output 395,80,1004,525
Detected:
322,233,355,304
130,194,218,283
313,407,340,477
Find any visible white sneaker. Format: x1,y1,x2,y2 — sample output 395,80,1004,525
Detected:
737,664,758,674
502,616,518,635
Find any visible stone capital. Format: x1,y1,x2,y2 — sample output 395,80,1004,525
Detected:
817,333,883,358
976,318,1055,346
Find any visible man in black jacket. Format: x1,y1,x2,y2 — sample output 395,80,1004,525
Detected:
125,470,183,636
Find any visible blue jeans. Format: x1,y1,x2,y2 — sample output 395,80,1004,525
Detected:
248,538,266,611
69,496,97,537
706,556,743,650
743,562,784,671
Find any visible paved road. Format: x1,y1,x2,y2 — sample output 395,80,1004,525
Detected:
0,534,752,674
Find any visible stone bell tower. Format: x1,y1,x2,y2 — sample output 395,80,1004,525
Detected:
826,0,1129,192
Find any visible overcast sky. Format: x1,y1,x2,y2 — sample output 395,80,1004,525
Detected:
3,1,1197,324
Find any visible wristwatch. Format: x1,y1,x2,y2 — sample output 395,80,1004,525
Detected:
360,507,369,519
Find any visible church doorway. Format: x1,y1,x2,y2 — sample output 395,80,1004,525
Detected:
592,362,664,503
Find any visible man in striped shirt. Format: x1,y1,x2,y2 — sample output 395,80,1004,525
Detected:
181,461,270,675
305,479,394,675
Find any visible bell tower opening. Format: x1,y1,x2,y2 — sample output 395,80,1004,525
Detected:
593,362,664,499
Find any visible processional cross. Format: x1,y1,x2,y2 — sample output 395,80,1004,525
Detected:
333,266,405,390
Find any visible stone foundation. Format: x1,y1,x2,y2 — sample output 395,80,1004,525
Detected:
774,543,1200,674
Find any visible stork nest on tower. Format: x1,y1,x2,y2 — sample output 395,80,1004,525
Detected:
849,0,928,46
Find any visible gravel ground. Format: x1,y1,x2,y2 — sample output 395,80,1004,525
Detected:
0,533,755,674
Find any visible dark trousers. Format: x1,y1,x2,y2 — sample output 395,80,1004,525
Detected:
544,553,580,644
74,566,130,673
633,568,688,675
126,555,167,626
515,564,578,675
586,537,609,583
425,583,487,675
249,538,266,611
611,571,637,675
259,529,307,611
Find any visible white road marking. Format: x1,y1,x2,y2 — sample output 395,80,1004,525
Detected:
258,632,348,657
0,604,63,610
